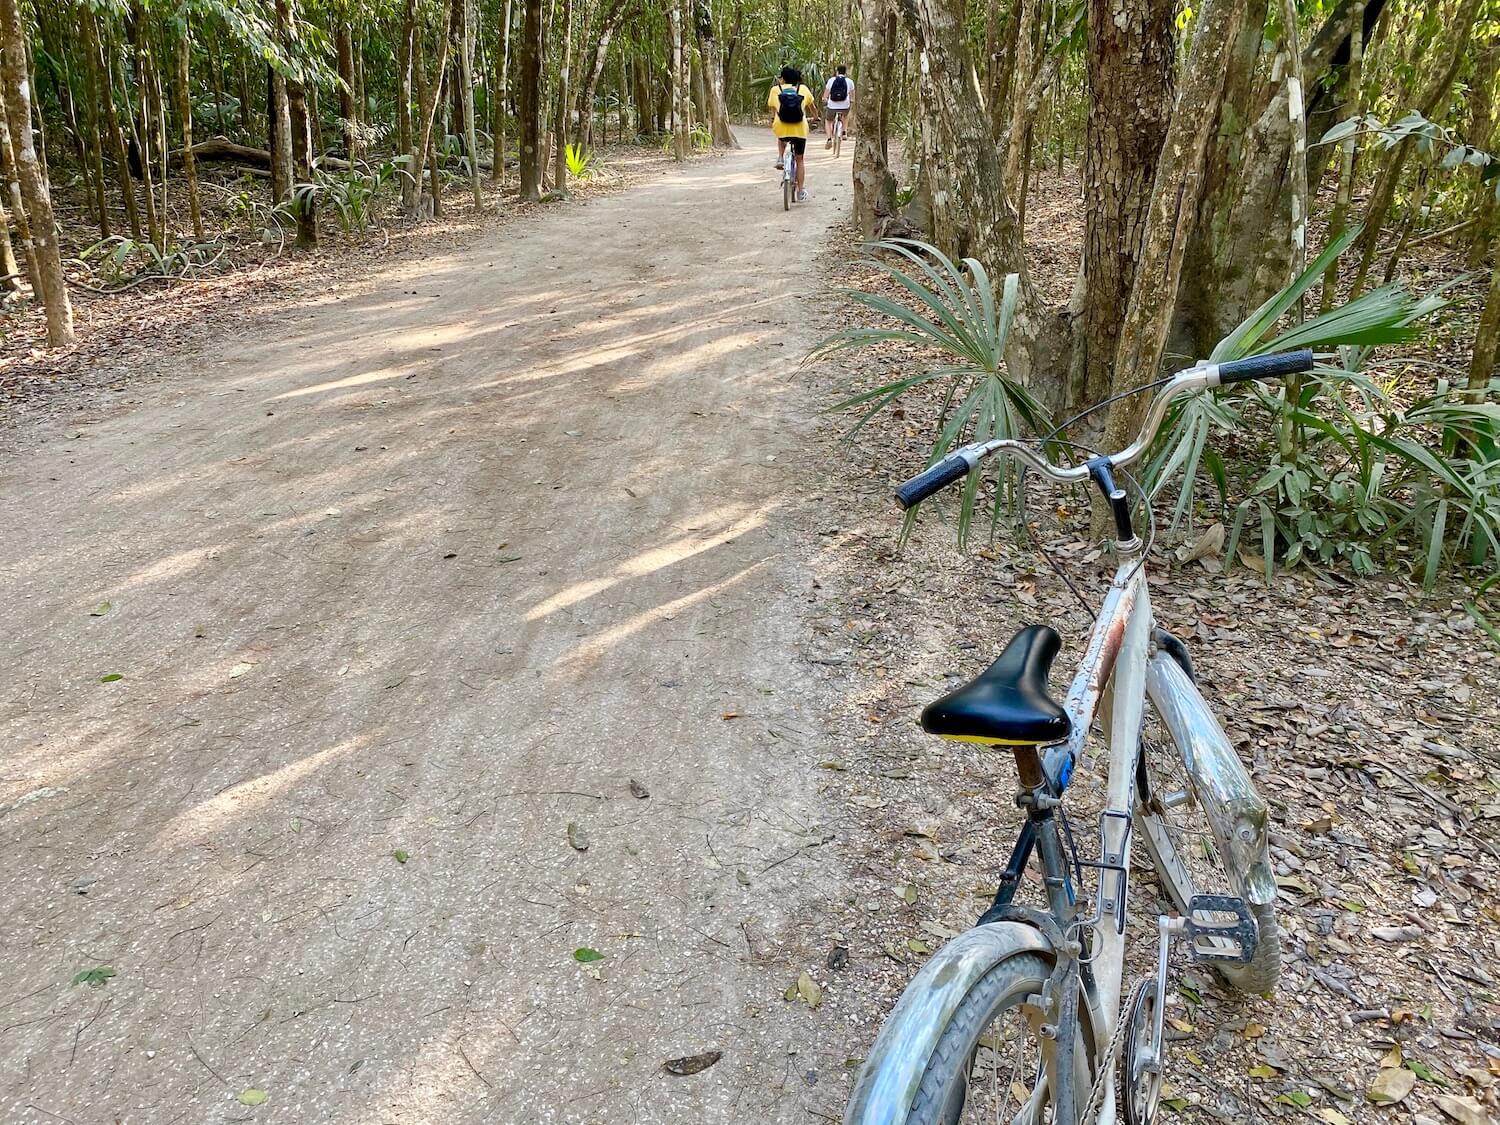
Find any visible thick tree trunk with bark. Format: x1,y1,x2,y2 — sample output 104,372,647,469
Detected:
0,0,72,345
1101,0,1251,451
695,0,736,147
517,0,543,199
1470,253,1500,390
1069,0,1173,408
268,65,293,203
852,0,898,235
670,0,688,160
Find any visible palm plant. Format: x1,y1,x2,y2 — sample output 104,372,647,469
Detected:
810,239,1050,546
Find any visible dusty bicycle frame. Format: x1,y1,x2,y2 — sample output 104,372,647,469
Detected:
845,463,1279,1125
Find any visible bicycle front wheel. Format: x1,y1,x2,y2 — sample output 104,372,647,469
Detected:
848,925,1094,1125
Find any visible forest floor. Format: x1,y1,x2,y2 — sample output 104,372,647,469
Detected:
2,128,1498,1125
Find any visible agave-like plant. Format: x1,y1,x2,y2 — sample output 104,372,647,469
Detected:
809,238,1050,546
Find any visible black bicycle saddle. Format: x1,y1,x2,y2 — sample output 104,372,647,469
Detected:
921,625,1072,745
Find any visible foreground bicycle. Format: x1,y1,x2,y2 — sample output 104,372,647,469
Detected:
845,350,1315,1125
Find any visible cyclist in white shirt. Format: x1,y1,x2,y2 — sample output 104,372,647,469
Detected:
823,65,854,149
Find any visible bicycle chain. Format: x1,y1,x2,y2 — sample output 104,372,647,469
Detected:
1078,975,1154,1125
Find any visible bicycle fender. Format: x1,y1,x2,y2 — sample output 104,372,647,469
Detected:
844,921,1060,1125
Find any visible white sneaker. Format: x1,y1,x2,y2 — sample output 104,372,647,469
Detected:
797,190,809,203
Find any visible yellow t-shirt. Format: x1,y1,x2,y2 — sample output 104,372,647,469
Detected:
767,83,815,139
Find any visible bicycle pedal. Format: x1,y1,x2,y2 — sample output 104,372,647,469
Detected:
1183,894,1257,964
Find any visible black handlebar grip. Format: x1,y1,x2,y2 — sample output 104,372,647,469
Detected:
894,456,971,509
1217,349,1316,384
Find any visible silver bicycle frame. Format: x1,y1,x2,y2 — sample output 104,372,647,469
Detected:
846,547,1274,1125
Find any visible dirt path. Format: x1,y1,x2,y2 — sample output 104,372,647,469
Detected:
1,130,860,1124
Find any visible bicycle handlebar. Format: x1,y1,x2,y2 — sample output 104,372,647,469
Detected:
892,350,1318,510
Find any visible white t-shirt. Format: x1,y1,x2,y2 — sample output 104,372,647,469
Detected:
824,75,854,110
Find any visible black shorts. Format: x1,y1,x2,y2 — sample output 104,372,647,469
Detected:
781,136,807,155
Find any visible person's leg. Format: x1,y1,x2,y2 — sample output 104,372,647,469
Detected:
825,114,834,147
775,136,787,168
795,138,807,197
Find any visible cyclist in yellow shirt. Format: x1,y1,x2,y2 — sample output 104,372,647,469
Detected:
767,66,817,203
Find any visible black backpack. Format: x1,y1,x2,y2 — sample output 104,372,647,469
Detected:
776,85,804,124
830,75,849,102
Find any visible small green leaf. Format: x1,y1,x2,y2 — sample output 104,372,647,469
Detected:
393,849,409,864
237,1089,268,1106
1277,1091,1314,1107
72,966,115,986
89,601,112,617
100,673,124,683
573,947,604,963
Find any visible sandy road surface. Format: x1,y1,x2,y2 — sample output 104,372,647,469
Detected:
2,130,859,1123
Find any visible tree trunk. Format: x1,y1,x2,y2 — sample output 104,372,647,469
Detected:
696,0,736,147
894,0,1046,385
574,0,625,148
493,0,513,183
1303,0,1387,190
1348,0,1481,296
670,0,687,159
1320,0,1364,313
79,4,111,240
397,0,415,205
409,15,455,218
1469,251,1500,390
92,9,140,241
268,64,293,203
175,24,206,241
336,19,358,158
277,0,317,248
998,0,1040,198
0,0,72,345
1101,0,1250,451
517,0,543,199
1279,0,1306,310
1466,51,1499,269
129,7,162,249
1069,0,1174,408
553,0,573,189
0,82,37,289
852,0,898,234
459,0,483,204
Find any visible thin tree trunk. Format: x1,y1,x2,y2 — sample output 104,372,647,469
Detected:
1279,0,1306,313
1466,51,1499,269
1349,0,1481,296
852,0,898,234
459,0,483,204
336,19,358,158
999,0,1040,198
397,0,415,206
277,0,317,248
1469,251,1500,390
1320,0,1364,314
95,12,141,240
492,0,513,182
0,0,72,345
1069,0,1174,408
517,0,543,199
1101,0,1251,450
553,0,573,189
130,7,163,249
670,0,687,159
409,2,457,216
175,24,205,241
574,0,625,148
269,63,292,202
80,6,112,240
0,82,36,289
